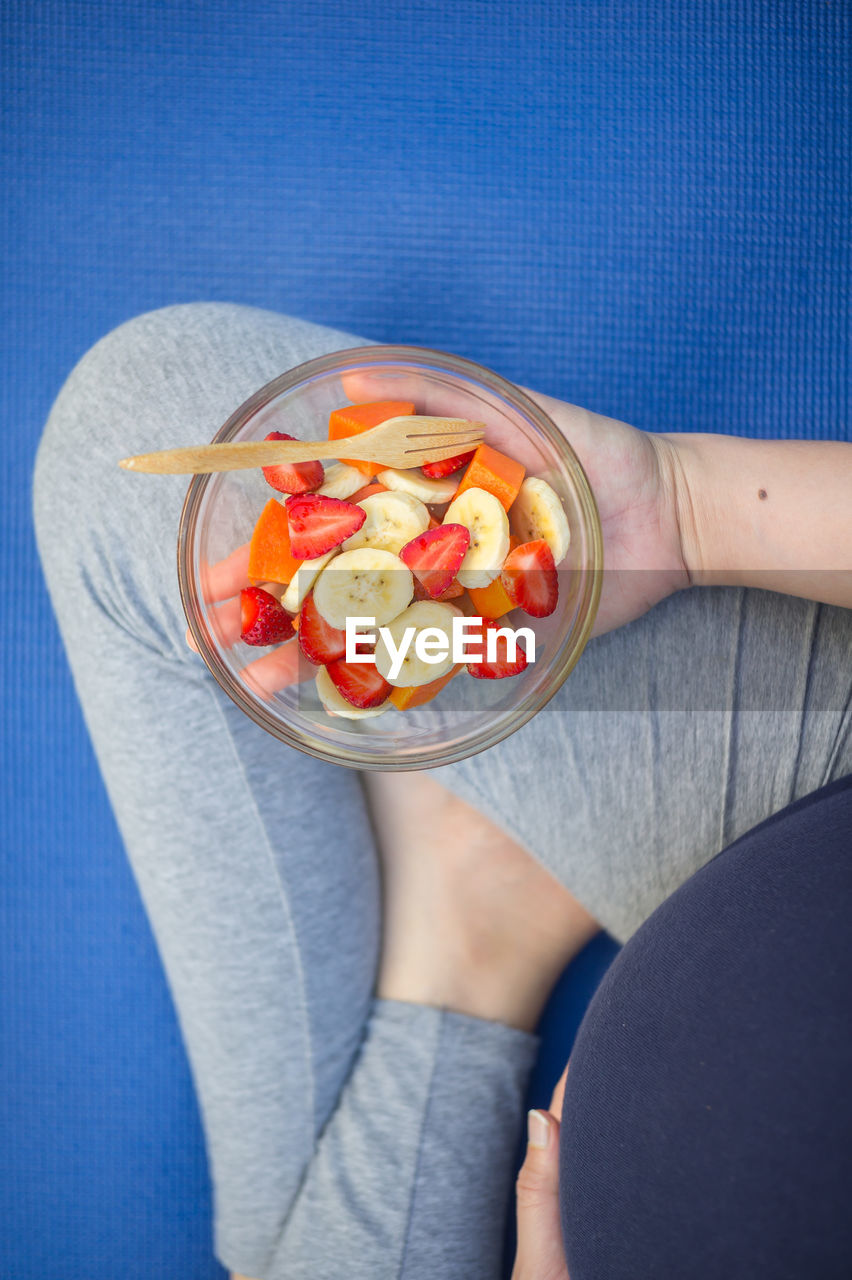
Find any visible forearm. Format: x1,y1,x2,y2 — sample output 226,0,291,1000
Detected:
666,434,852,608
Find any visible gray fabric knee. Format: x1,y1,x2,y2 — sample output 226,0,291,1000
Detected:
33,303,367,657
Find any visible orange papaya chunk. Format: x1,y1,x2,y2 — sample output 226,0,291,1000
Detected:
455,443,525,511
468,576,515,620
348,482,389,504
390,664,463,711
329,400,415,477
247,499,302,585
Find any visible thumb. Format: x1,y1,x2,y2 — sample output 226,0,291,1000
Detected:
511,1109,570,1280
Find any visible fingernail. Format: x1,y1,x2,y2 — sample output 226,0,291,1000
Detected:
527,1109,550,1149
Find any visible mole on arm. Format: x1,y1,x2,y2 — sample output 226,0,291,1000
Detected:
758,489,768,500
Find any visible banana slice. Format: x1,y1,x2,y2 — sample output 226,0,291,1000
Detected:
312,547,414,629
281,548,337,613
377,467,459,505
510,477,571,564
374,600,462,687
342,491,430,554
315,666,390,719
317,462,367,500
443,486,510,589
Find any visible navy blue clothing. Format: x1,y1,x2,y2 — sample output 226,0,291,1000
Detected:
560,775,852,1279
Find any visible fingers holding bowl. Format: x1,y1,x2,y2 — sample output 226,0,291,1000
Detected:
199,542,251,603
188,545,303,696
240,639,307,698
512,1108,570,1280
188,543,252,650
188,607,305,698
549,1062,569,1122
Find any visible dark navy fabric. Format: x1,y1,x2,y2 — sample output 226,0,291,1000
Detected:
2,2,849,1276
560,775,852,1279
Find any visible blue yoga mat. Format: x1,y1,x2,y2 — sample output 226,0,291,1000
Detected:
2,2,848,1276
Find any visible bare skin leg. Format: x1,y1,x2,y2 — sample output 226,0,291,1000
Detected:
366,772,600,1033
230,774,598,1280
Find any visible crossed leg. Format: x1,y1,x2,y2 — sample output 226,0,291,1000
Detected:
34,303,586,1279
35,301,851,1278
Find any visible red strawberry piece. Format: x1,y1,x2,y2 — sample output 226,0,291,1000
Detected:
298,591,347,666
465,618,528,679
500,539,558,618
284,493,366,559
399,523,470,599
261,432,324,494
325,658,392,709
240,586,296,646
413,575,465,602
421,449,476,479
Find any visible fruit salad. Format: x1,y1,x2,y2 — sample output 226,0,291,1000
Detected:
237,400,571,720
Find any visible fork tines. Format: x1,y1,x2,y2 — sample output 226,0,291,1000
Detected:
404,424,484,443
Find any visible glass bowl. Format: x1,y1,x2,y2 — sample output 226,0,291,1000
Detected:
178,345,602,770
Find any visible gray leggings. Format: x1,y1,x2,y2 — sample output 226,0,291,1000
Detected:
33,303,852,1279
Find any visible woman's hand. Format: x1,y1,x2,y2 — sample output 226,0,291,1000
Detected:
518,389,690,636
187,370,852,665
342,369,851,617
339,370,692,637
535,387,852,618
184,387,690,670
512,1065,571,1280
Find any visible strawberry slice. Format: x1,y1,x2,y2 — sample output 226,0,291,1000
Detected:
298,591,347,666
421,449,475,480
413,575,465,602
465,618,528,679
284,493,366,559
261,432,324,495
399,524,470,599
325,658,391,709
240,586,296,646
500,539,558,618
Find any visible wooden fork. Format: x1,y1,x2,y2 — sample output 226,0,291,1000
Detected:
118,416,486,475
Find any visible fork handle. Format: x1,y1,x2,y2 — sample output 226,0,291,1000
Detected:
119,436,352,475
118,415,481,474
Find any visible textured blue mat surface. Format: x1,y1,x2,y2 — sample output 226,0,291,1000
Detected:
2,2,849,1276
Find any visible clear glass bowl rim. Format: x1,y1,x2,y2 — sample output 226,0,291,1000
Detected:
177,343,603,771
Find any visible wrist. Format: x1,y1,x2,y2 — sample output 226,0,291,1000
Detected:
656,432,727,587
